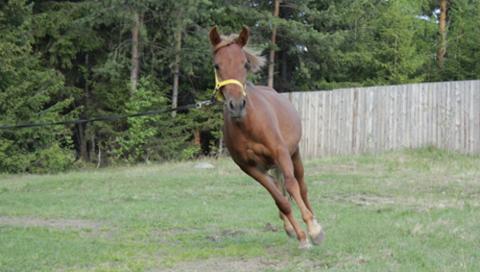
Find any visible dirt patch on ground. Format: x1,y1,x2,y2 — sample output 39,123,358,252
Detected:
329,193,479,211
159,257,287,272
0,216,102,230
205,229,247,242
308,163,386,175
332,194,396,206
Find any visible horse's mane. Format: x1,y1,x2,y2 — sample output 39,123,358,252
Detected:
214,34,266,73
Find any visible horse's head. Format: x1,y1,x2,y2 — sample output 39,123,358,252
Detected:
209,26,251,119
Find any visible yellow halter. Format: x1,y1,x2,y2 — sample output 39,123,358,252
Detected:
213,70,246,102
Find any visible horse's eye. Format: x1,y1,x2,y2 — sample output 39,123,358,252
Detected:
244,62,251,70
214,64,220,70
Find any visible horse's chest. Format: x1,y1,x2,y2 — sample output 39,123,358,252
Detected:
228,140,273,167
246,145,273,166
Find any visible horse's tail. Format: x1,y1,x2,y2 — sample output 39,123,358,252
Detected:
271,167,289,199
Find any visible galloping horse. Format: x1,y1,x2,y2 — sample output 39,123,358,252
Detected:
209,26,324,249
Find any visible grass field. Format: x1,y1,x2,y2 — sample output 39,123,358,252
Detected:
0,148,479,271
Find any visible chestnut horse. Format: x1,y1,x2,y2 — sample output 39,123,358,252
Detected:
209,26,324,249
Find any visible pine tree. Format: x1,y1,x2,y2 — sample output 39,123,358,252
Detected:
443,0,480,80
0,0,74,173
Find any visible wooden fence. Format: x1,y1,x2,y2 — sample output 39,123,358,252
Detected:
283,80,480,158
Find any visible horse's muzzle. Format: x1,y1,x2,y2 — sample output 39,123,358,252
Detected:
228,98,246,119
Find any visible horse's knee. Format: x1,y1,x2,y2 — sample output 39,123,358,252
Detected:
300,183,308,197
284,175,298,193
275,197,291,215
284,175,313,222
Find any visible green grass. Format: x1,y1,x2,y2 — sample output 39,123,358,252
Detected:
0,148,479,271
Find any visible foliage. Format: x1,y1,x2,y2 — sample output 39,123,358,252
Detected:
443,0,480,80
115,77,206,162
0,0,74,173
115,77,167,162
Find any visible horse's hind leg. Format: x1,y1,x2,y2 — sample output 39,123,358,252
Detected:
292,150,324,245
241,165,309,248
275,147,323,248
270,170,295,238
291,151,313,212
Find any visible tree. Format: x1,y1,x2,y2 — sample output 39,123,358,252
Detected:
267,0,280,88
130,10,142,92
443,0,480,79
437,0,449,69
370,0,429,84
171,24,181,117
0,0,74,173
33,0,113,163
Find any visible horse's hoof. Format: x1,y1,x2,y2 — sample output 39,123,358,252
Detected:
311,229,325,245
298,239,312,250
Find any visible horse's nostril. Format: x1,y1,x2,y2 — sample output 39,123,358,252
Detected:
229,101,234,109
241,99,246,108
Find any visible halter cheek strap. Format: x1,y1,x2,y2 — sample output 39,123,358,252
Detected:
213,70,246,102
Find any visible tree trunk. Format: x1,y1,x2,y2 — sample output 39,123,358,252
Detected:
172,27,182,117
79,53,90,162
437,0,448,69
218,134,223,156
281,49,288,91
78,123,88,161
96,143,102,168
194,129,201,145
89,133,95,162
267,0,280,88
130,11,142,93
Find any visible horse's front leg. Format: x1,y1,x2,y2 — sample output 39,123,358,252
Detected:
272,176,296,238
239,165,310,249
270,169,297,239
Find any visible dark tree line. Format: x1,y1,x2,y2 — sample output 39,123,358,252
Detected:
1,0,479,173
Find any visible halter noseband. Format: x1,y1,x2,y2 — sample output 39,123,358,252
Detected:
213,70,246,102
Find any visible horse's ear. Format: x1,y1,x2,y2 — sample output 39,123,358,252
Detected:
236,26,249,47
209,26,222,47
